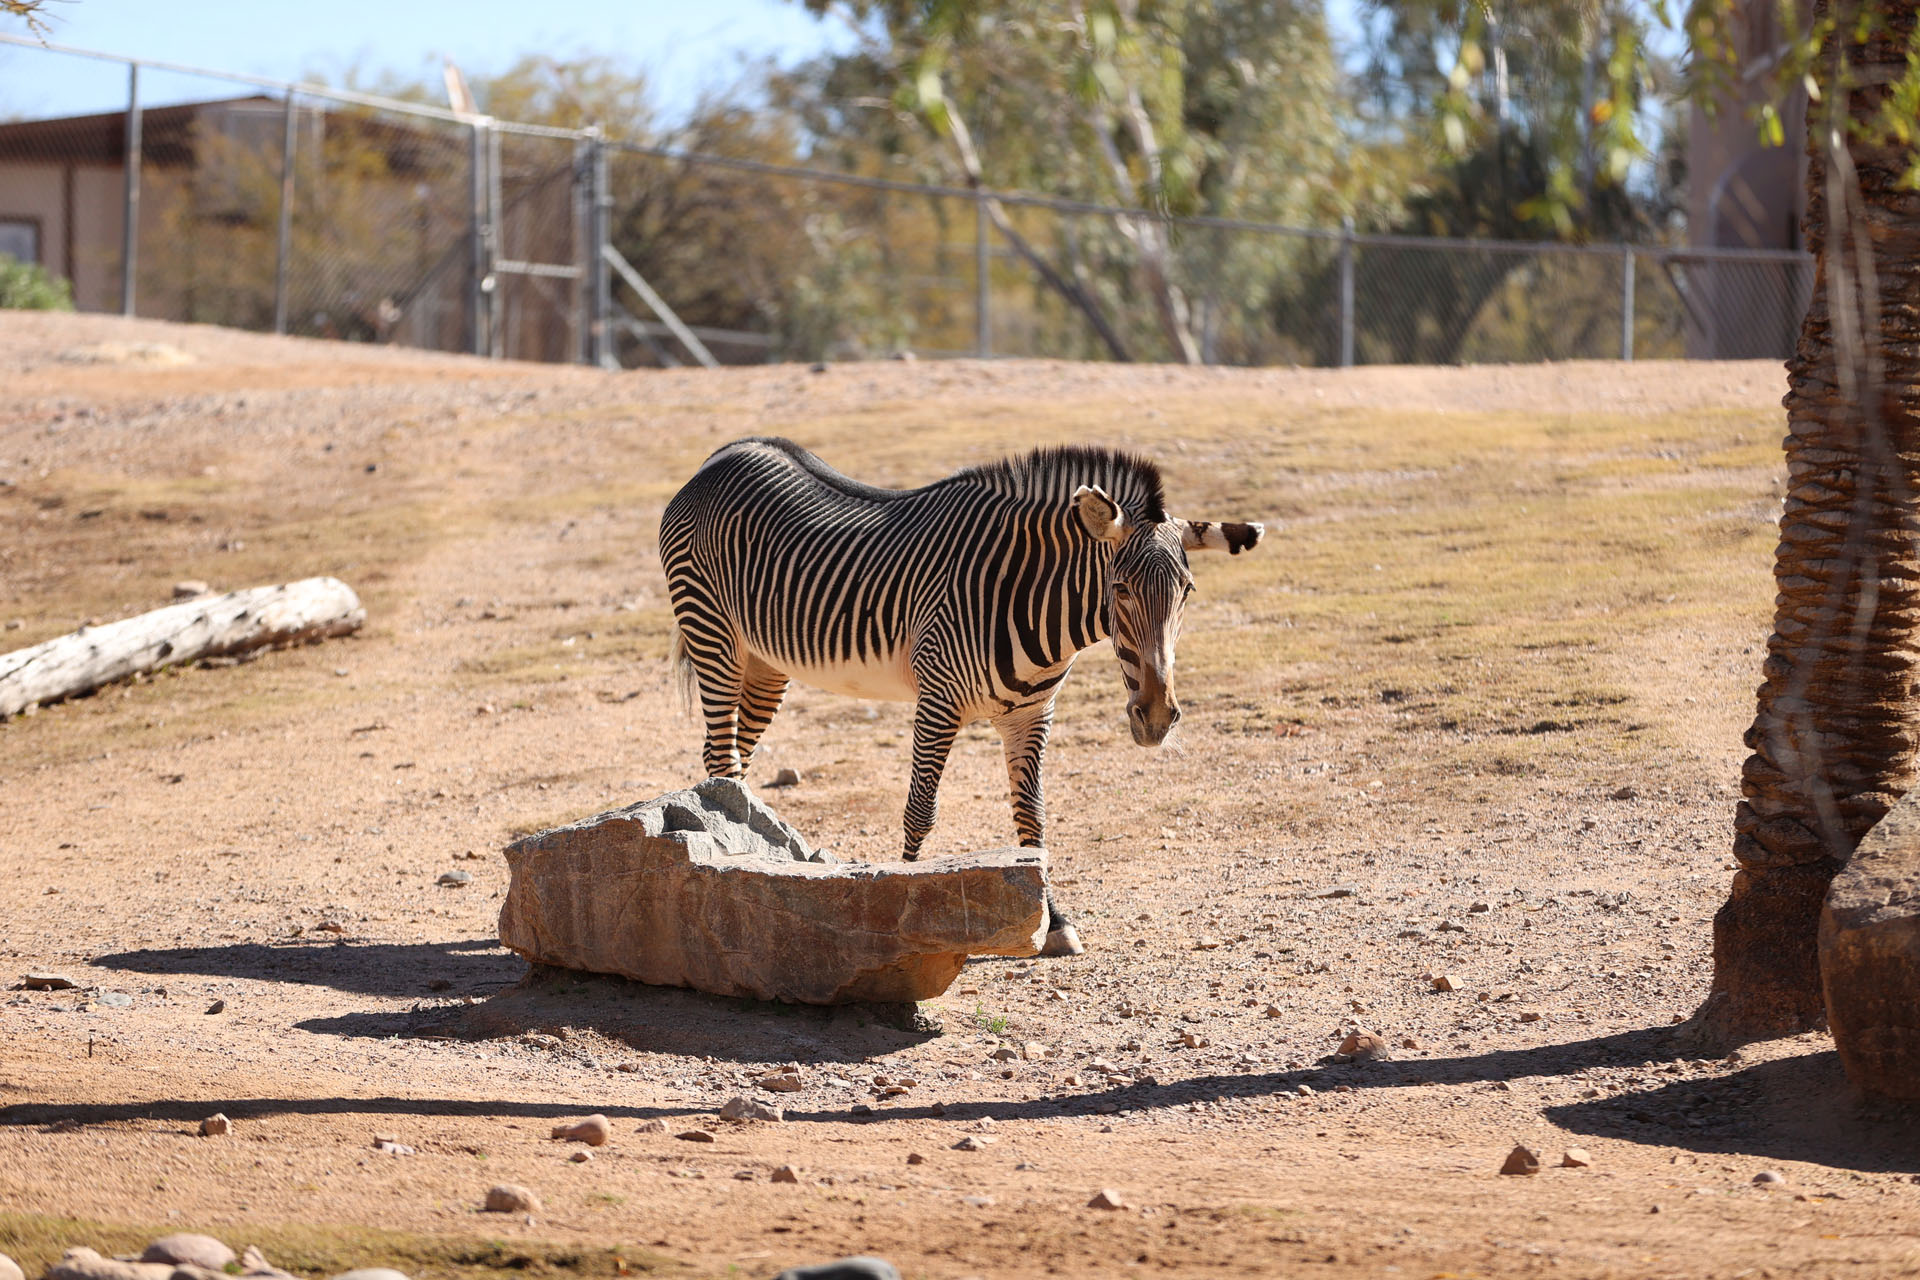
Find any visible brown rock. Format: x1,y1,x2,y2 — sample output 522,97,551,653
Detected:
20,973,78,990
198,1113,230,1137
498,779,1048,1003
1753,1169,1787,1186
140,1237,235,1270
1499,1145,1542,1175
1087,1188,1127,1210
770,1165,801,1183
719,1096,783,1122
906,1152,927,1165
1820,792,1920,1099
569,1150,592,1163
1561,1148,1593,1169
636,1118,668,1134
1336,1032,1388,1062
759,1070,804,1092
550,1114,612,1146
483,1184,541,1214
675,1129,717,1143
1431,974,1460,992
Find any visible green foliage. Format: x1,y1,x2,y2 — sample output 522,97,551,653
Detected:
0,254,75,311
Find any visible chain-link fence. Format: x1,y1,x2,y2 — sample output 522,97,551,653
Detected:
0,33,1814,369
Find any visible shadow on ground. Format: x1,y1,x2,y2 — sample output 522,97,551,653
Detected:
91,938,524,999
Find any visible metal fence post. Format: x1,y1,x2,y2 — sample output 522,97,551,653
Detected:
1337,216,1355,368
589,131,613,369
974,190,991,359
1620,244,1635,362
468,117,491,357
119,61,142,317
273,92,296,334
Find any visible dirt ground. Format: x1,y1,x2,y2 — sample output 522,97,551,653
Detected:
1,310,1916,1280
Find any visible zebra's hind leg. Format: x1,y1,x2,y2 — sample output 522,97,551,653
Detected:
733,656,791,772
682,636,746,778
991,699,1082,957
901,696,964,861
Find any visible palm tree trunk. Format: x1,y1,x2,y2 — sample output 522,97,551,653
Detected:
1693,0,1920,1043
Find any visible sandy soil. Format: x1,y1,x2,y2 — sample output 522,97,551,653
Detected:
1,311,1916,1280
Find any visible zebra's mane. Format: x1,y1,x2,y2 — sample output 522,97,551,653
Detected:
953,445,1168,524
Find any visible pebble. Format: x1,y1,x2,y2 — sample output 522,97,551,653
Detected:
760,1068,805,1092
989,1046,1017,1062
1263,1004,1283,1018
550,1114,612,1146
637,1118,668,1133
772,1259,900,1280
1401,1037,1420,1050
1087,1188,1127,1210
771,1165,801,1183
953,1135,995,1151
1753,1169,1787,1186
140,1235,235,1270
569,1151,592,1163
1469,901,1491,913
96,992,133,1008
1612,785,1639,800
906,1152,927,1165
1178,1030,1209,1049
1500,1145,1542,1176
371,1136,415,1156
1315,885,1359,899
205,1000,226,1015
962,1195,995,1208
1020,1041,1051,1061
1193,936,1222,950
766,767,802,788
198,1113,230,1137
720,1096,783,1122
1430,974,1460,992
1437,919,1467,932
483,1184,541,1214
171,581,209,599
437,871,472,888
21,973,78,990
675,1129,717,1143
1337,1032,1388,1062
1562,1148,1593,1168
1519,1011,1542,1023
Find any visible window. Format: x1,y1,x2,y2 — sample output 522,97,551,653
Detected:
0,218,39,265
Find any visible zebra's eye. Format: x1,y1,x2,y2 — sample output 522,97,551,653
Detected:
1182,583,1195,599
1112,582,1131,601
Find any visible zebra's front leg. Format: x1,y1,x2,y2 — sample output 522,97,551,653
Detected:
901,697,963,861
993,700,1083,958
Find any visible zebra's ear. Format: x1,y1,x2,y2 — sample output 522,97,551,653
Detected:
1073,485,1129,543
1180,518,1265,555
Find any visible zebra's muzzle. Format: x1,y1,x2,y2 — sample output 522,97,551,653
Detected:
1128,698,1180,746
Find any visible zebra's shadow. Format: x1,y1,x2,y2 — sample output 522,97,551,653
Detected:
298,963,943,1064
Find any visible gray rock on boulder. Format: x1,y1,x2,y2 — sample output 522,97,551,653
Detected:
140,1238,235,1271
45,1249,175,1280
1820,789,1920,1099
499,778,1047,1004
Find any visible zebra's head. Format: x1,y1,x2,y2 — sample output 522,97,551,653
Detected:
1074,484,1263,747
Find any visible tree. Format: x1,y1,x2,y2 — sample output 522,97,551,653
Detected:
1688,0,1920,1043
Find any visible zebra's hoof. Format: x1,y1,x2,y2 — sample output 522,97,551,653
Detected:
902,851,921,863
1041,925,1085,957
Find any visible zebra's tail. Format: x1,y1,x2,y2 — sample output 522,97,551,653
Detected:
668,620,698,718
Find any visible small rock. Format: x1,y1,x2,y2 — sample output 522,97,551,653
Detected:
483,1183,541,1213
1263,1004,1283,1018
437,870,473,888
637,1118,668,1133
719,1096,783,1122
1295,1084,1315,1097
239,1246,295,1279
1753,1169,1787,1186
1430,974,1460,992
760,1070,805,1092
906,1152,927,1165
989,1046,1018,1062
1500,1145,1542,1176
1612,785,1638,800
1087,1188,1127,1210
766,767,802,788
1401,1037,1420,1050
675,1129,717,1143
569,1150,592,1163
550,1114,612,1146
198,1113,230,1137
1178,1030,1209,1049
44,1248,173,1280
140,1236,236,1270
953,1135,995,1150
1315,885,1358,899
372,1137,415,1156
1469,901,1491,914
1193,936,1222,950
1337,1031,1388,1062
1562,1148,1593,1168
771,1165,801,1183
205,999,226,1015
771,1259,900,1280
21,973,78,990
1519,1011,1542,1023
96,991,133,1008
0,1254,20,1280
172,581,209,599
1437,919,1468,933
962,1195,994,1208
1020,1041,1051,1061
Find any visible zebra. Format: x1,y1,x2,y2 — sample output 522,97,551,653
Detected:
659,436,1262,956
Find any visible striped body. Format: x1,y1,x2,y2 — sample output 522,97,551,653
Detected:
659,436,1262,948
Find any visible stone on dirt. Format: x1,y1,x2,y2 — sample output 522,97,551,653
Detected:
953,1135,995,1150
550,1114,612,1146
771,1165,801,1183
45,1249,173,1280
198,1113,229,1137
140,1236,235,1270
1499,1145,1542,1175
498,778,1048,1004
483,1184,541,1214
1336,1031,1388,1062
1753,1169,1787,1186
770,1259,901,1280
569,1151,592,1163
766,767,802,788
437,871,472,888
1430,974,1460,992
720,1096,784,1122
636,1119,668,1134
1087,1188,1127,1209
676,1129,717,1143
1561,1148,1593,1168
1819,789,1920,1099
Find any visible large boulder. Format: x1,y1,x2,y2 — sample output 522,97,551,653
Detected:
498,778,1047,1004
1820,790,1920,1098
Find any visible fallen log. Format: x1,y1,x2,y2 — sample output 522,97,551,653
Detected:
0,577,364,717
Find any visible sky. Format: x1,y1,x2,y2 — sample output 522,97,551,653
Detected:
0,0,867,123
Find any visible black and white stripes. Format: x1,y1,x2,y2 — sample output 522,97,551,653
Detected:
659,436,1262,952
